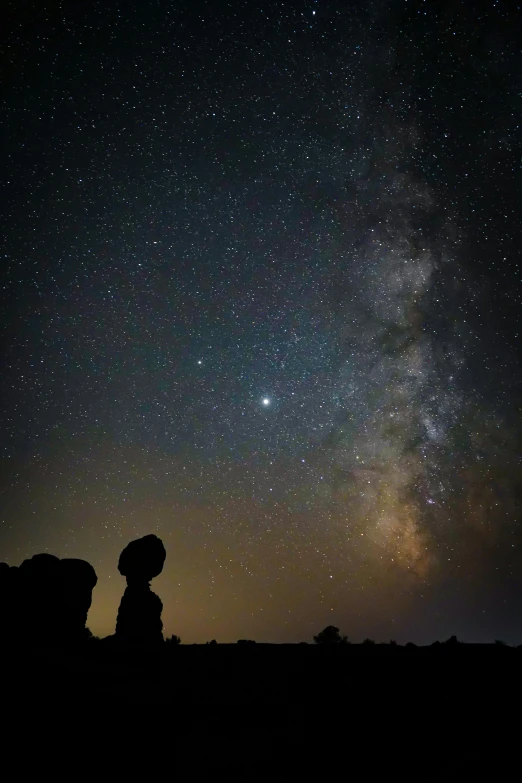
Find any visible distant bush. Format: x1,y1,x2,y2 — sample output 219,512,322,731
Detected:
363,638,376,646
313,626,348,645
237,639,256,645
165,634,181,645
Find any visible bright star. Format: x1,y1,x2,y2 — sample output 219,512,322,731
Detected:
262,398,271,406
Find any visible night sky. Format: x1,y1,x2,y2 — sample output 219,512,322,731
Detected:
1,0,521,643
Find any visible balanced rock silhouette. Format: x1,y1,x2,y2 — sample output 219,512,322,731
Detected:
115,534,166,644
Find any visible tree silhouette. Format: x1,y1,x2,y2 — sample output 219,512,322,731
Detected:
313,625,348,644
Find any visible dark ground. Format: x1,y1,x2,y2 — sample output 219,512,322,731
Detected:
2,642,519,779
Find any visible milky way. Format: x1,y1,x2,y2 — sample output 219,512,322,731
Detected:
1,1,521,643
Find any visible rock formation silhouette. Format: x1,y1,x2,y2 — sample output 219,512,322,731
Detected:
60,558,98,640
0,554,97,646
115,534,166,645
20,553,63,642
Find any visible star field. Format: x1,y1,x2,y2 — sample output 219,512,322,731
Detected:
1,0,521,643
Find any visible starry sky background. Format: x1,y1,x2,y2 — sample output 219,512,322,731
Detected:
1,0,521,643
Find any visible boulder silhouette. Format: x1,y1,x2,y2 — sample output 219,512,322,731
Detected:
115,534,166,644
118,533,166,582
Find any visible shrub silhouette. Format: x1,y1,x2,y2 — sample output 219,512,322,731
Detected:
166,634,181,645
313,626,348,644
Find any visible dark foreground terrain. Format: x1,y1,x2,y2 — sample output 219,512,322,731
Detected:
2,641,519,779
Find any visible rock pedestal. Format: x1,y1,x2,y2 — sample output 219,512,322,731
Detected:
115,534,166,645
